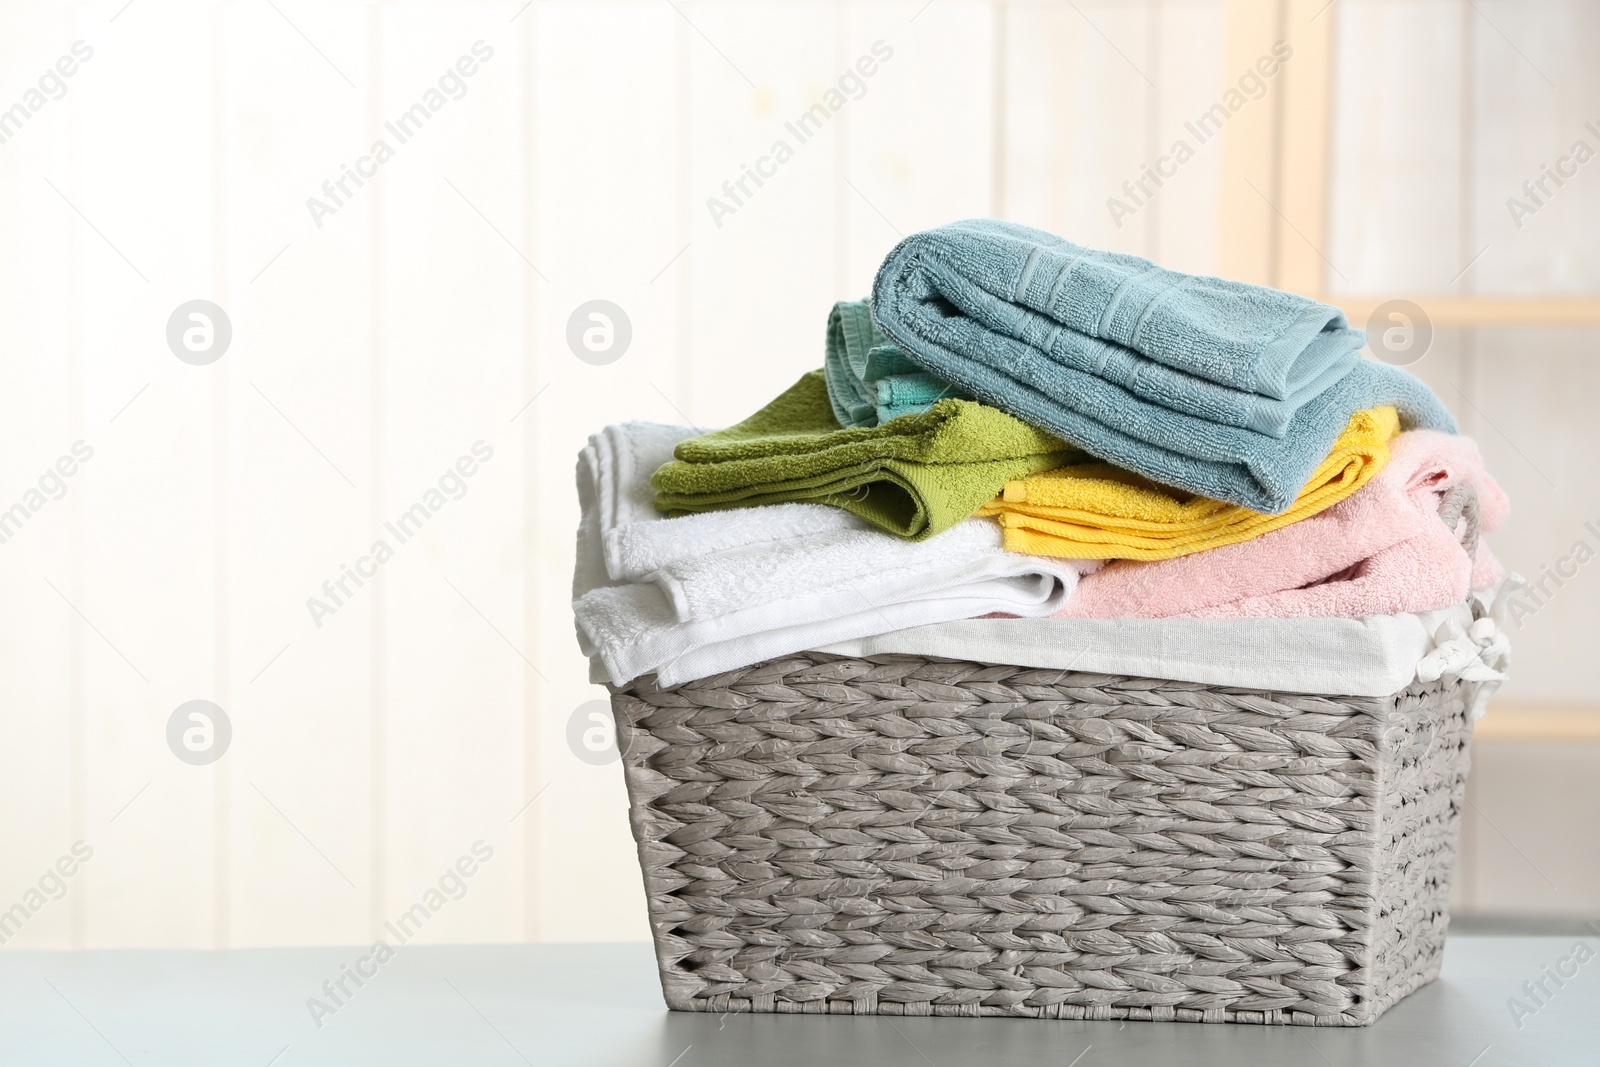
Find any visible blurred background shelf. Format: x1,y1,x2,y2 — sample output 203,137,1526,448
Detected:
1321,297,1600,326
1478,703,1600,741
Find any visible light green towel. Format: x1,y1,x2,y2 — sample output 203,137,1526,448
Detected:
653,370,1079,540
823,299,970,428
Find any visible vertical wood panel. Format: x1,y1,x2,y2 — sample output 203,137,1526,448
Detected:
209,2,232,950
1471,328,1600,704
1152,0,1226,275
78,0,225,949
1216,0,1285,284
518,0,544,944
222,0,375,949
1456,0,1478,441
1141,1,1162,261
990,0,1007,220
1274,0,1333,294
1002,1,1223,269
846,0,994,296
0,3,81,951
377,1,534,945
684,1,842,421
998,4,1053,231
530,0,680,942
366,0,390,950
1007,4,1127,248
1325,0,1463,294
1469,0,1600,296
64,5,90,949
1049,1,1155,256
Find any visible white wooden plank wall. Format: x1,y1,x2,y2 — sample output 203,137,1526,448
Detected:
1329,0,1600,704
0,0,1593,948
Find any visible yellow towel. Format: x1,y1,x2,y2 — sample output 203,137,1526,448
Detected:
976,406,1400,560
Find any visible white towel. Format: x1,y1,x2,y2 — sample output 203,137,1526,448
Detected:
816,596,1510,704
587,422,867,581
572,423,1095,687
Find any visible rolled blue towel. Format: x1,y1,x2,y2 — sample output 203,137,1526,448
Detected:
871,219,1456,514
823,300,969,428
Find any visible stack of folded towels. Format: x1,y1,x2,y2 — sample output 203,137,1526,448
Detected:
574,219,1508,688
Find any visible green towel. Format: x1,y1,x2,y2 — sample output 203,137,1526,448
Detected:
652,370,1079,540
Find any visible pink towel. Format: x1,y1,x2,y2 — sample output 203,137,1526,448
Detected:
1058,430,1508,620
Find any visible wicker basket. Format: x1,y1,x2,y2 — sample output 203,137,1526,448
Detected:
609,651,1489,1026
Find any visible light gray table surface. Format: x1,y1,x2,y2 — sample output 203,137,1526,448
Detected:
0,937,1592,1065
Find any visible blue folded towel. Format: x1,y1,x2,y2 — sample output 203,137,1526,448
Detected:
871,219,1457,514
823,300,969,428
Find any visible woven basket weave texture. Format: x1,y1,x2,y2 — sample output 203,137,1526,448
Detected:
611,652,1478,1025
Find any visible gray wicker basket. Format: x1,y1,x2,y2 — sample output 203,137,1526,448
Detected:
610,652,1484,1025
